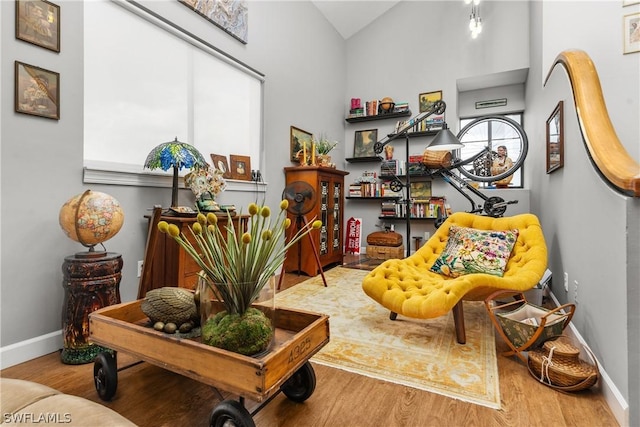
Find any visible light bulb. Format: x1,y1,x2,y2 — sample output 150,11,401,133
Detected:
469,16,476,30
471,30,479,39
473,0,480,5
476,18,482,33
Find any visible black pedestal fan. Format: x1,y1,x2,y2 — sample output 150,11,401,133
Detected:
277,181,327,289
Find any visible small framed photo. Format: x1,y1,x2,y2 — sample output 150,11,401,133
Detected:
419,90,442,113
14,61,59,120
290,126,313,163
15,0,60,52
419,90,444,130
353,129,378,158
210,154,231,179
546,101,564,174
229,155,251,180
623,12,640,54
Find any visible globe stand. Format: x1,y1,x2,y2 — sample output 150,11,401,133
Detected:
61,252,122,364
74,243,109,259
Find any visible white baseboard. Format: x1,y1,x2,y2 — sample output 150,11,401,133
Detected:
0,330,62,370
548,292,629,427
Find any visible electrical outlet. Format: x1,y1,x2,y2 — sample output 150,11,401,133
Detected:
563,272,569,292
137,260,144,278
574,280,579,304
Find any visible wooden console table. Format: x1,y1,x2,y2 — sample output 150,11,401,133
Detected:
140,213,248,295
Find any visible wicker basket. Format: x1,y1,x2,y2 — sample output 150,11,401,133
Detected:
422,150,452,169
528,336,599,392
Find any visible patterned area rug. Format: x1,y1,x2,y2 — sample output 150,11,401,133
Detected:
276,267,501,409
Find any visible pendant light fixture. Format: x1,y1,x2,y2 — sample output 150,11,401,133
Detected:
466,0,483,39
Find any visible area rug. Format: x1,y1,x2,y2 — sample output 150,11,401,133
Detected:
276,267,501,409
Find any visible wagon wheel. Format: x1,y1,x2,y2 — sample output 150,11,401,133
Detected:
280,361,316,403
93,352,117,401
209,400,255,427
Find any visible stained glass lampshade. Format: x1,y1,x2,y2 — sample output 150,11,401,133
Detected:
144,137,207,207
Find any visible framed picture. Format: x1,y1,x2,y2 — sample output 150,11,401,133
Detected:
546,101,564,174
419,90,442,113
353,129,378,158
15,0,60,52
623,12,640,54
419,90,444,130
229,155,251,180
210,154,231,179
178,0,248,44
14,61,59,120
290,126,313,163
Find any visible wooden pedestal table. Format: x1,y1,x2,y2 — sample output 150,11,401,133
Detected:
61,252,122,364
89,300,330,426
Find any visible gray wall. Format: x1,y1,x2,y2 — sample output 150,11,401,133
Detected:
527,2,639,423
1,0,638,423
0,0,345,363
341,0,639,423
342,0,531,251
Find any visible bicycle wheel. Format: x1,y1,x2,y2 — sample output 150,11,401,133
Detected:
455,115,528,183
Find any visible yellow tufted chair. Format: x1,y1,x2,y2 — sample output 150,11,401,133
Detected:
362,212,547,344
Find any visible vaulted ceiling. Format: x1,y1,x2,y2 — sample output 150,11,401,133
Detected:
311,1,401,39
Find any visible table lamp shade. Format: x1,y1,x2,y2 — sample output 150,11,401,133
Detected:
144,138,207,207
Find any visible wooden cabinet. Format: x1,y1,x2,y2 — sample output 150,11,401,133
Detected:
148,214,248,290
283,166,349,277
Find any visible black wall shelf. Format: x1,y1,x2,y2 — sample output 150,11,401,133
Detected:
345,110,411,123
346,196,401,200
387,129,439,138
378,216,436,221
345,156,382,163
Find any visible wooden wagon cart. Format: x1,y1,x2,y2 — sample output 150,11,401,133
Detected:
89,299,329,426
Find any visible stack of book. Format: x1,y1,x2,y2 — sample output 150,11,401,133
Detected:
381,200,399,217
380,159,405,176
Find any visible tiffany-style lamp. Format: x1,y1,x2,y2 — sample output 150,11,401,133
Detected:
144,137,207,207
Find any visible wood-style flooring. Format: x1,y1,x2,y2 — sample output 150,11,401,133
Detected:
1,258,618,427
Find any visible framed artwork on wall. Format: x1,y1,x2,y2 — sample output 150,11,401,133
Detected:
290,126,312,163
229,155,251,180
623,12,640,54
14,61,60,120
178,0,248,44
210,154,231,179
419,90,444,130
546,101,564,174
15,0,60,52
353,129,378,158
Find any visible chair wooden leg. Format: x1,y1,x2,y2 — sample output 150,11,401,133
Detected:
452,301,466,344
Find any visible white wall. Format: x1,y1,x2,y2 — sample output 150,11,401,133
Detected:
0,0,346,365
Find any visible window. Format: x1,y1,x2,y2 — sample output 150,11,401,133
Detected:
83,1,264,187
458,113,524,187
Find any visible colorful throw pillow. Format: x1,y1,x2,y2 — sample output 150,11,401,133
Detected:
430,226,519,278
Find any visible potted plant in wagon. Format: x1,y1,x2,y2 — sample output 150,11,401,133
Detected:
158,201,321,356
314,134,338,167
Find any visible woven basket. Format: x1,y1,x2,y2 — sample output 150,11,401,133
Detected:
528,336,599,392
422,150,452,169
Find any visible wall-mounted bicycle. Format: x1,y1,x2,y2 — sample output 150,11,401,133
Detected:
374,101,528,219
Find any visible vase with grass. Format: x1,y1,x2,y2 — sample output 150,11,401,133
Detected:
314,135,338,167
158,201,321,356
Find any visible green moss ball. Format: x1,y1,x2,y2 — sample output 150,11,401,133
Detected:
202,308,273,355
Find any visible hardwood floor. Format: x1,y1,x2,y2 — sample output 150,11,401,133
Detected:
1,259,618,427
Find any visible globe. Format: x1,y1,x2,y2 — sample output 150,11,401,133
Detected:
59,190,125,250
